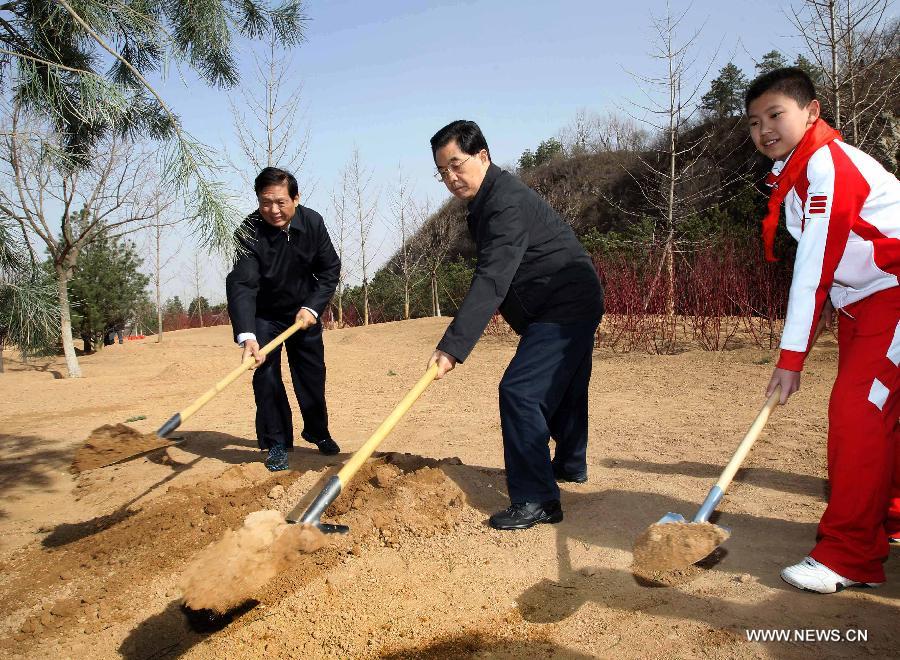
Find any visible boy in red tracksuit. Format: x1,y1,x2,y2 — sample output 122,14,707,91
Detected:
745,68,900,593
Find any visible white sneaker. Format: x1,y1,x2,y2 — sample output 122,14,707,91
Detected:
781,557,883,594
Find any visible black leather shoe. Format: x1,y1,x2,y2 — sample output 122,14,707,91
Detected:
489,500,563,530
311,437,340,456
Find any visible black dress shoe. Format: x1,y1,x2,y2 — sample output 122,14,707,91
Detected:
311,437,340,456
553,467,587,483
489,500,563,530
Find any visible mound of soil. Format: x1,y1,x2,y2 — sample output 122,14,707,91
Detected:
71,424,172,473
180,511,328,613
631,521,730,574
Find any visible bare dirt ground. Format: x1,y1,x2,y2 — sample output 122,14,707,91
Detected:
0,317,897,659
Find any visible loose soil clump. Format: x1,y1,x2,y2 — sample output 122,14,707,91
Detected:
71,424,171,472
631,521,729,574
180,511,328,613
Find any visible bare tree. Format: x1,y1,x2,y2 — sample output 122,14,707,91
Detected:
559,108,649,156
189,248,206,328
228,33,312,188
0,108,160,377
327,168,354,326
594,112,650,153
416,200,459,317
789,0,900,150
620,6,747,319
559,108,596,156
387,165,426,320
347,149,378,325
144,199,179,343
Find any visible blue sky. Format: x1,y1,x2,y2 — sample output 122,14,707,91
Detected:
155,0,798,303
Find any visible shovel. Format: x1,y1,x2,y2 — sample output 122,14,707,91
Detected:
286,363,438,533
632,385,781,572
156,320,306,438
77,320,306,471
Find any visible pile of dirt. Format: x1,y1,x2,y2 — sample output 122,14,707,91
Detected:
631,521,730,574
0,462,295,652
325,453,468,544
178,454,469,616
71,424,171,472
180,511,328,613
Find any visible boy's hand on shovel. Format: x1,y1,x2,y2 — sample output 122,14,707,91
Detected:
767,368,800,404
242,340,264,368
766,299,834,405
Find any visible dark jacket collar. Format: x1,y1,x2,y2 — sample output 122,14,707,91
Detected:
466,162,502,219
252,207,304,236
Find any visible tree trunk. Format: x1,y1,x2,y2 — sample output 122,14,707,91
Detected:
404,280,410,320
337,285,344,326
431,273,442,317
829,0,841,131
155,222,163,343
664,235,675,317
0,342,4,373
363,278,369,326
665,55,677,318
55,265,82,378
431,274,436,316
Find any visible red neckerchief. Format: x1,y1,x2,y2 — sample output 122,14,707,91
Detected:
762,118,842,261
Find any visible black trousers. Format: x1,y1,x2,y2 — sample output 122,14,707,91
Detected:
252,315,331,450
498,319,599,503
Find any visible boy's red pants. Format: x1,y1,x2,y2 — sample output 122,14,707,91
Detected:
809,286,900,583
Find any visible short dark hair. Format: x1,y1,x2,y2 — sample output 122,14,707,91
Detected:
254,167,299,198
430,120,491,159
745,67,817,112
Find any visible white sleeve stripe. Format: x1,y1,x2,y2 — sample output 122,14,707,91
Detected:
781,148,837,352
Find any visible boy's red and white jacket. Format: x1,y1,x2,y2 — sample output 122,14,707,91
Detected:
776,141,900,371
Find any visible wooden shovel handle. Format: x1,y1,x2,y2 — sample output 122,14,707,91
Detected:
714,385,781,494
336,364,439,485
177,320,305,424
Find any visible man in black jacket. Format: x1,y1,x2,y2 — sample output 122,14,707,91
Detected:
226,167,341,471
427,121,604,530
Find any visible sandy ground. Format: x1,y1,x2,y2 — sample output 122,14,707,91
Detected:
0,317,897,659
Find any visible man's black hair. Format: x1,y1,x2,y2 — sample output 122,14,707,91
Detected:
745,67,817,112
254,166,299,198
430,120,491,159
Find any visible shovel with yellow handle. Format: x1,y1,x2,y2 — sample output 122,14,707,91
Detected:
156,320,307,438
80,320,307,471
632,386,782,573
286,364,439,533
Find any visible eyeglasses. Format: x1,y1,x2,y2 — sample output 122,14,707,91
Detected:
434,155,474,182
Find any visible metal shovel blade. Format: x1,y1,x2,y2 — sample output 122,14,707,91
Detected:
656,512,687,525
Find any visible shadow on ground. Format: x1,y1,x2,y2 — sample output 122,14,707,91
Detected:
601,457,827,499
380,631,596,659
0,434,70,499
42,456,203,547
164,430,348,472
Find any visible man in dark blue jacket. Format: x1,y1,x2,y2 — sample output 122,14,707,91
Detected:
226,167,341,471
427,121,604,530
